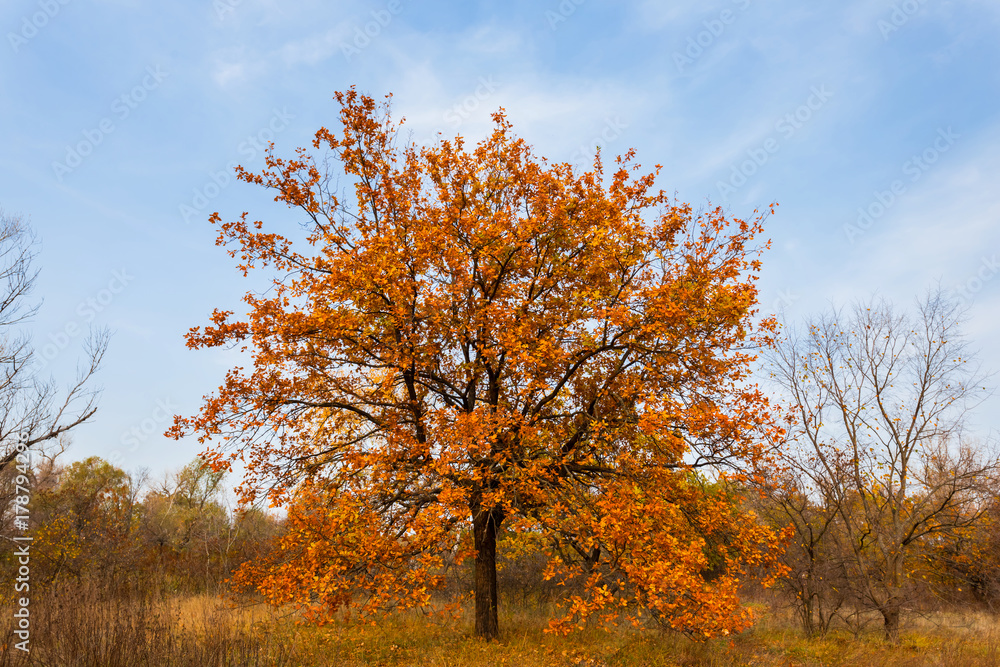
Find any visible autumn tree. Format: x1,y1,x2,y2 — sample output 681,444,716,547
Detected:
28,455,142,584
141,460,228,588
141,458,281,592
926,495,1000,610
766,292,999,641
172,89,783,638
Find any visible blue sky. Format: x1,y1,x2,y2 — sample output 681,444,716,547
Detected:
2,0,1000,479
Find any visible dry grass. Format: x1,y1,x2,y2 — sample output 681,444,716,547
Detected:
0,580,291,666
2,586,999,666
278,601,1000,667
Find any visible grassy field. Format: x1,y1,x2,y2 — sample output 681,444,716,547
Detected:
279,603,1000,667
2,586,999,666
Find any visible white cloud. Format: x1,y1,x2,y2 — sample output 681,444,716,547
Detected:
454,23,524,55
211,59,248,88
630,0,719,32
277,25,354,67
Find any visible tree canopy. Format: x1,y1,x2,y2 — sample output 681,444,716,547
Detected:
171,89,783,638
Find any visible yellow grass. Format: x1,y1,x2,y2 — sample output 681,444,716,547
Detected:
274,602,1000,667
4,586,1000,666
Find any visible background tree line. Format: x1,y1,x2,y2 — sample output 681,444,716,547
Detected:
754,292,1000,640
0,447,281,594
3,426,999,641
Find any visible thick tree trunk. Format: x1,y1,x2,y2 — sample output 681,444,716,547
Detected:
882,554,903,642
472,505,503,639
882,600,901,643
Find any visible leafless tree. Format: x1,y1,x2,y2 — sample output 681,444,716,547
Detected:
766,290,1000,641
0,209,107,473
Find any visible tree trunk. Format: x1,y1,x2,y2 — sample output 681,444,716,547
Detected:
882,553,903,642
882,601,900,643
800,591,816,637
472,505,503,639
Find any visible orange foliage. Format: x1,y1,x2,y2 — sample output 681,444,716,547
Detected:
172,88,783,638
